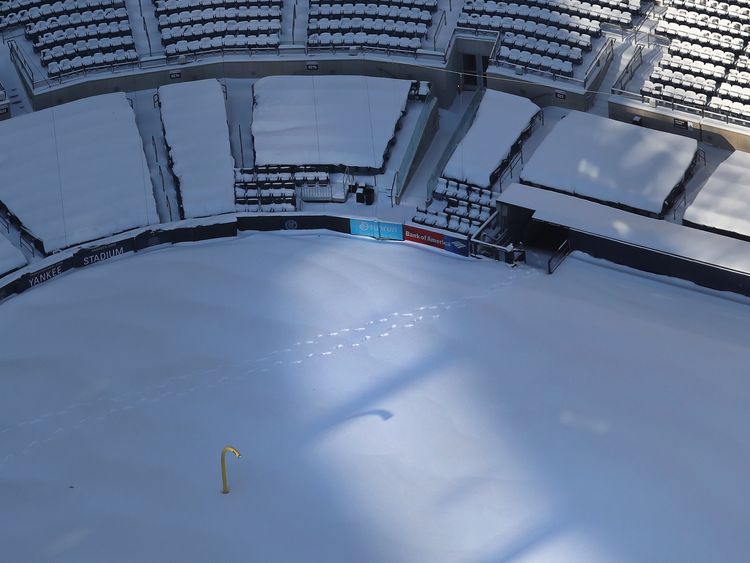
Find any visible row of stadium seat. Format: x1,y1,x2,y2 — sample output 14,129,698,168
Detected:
155,0,282,16
307,31,421,50
309,4,432,23
164,33,279,54
668,0,750,23
32,19,129,49
462,1,601,35
25,7,128,38
308,18,428,37
648,67,718,94
309,0,437,10
658,53,726,80
0,0,121,29
47,47,136,75
662,7,750,38
656,21,745,51
497,45,576,74
40,34,133,63
157,6,281,26
161,20,281,44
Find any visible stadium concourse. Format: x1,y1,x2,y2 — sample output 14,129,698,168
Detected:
3,0,750,560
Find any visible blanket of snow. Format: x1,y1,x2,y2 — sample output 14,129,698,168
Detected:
501,183,750,273
252,76,411,168
159,79,236,218
520,111,697,215
2,232,750,562
443,90,539,187
0,93,158,253
0,234,25,277
683,151,750,237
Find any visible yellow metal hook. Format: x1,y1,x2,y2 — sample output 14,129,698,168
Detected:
221,445,241,494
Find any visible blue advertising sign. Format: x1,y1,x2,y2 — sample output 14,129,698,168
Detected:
349,219,404,241
443,234,469,256
349,219,379,238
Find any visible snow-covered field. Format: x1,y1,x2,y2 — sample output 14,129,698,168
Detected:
2,233,750,562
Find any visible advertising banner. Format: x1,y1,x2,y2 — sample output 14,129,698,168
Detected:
21,258,74,291
349,219,404,241
73,238,135,268
403,225,468,256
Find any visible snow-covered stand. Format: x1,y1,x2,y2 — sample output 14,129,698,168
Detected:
683,150,750,241
0,92,159,254
251,75,412,173
520,111,699,218
158,79,236,219
442,89,540,188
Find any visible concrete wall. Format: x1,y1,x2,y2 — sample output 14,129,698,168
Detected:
29,52,464,110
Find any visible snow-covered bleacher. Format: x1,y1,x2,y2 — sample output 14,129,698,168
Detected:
251,75,411,171
306,0,437,52
642,0,750,121
0,0,137,78
459,0,638,78
442,90,539,187
520,111,698,218
0,93,158,253
234,167,305,212
683,150,750,240
413,90,538,237
0,235,26,278
158,79,236,218
156,0,282,57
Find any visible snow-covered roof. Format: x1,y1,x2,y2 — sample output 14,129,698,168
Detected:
683,151,750,238
443,90,539,187
520,111,698,215
251,75,411,169
0,235,25,277
0,93,158,253
499,183,750,274
159,79,236,219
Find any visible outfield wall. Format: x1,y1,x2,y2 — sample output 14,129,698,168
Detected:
0,214,471,306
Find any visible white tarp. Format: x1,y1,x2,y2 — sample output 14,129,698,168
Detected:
684,150,750,238
443,90,539,187
521,111,697,215
0,93,158,253
252,75,411,169
159,79,236,218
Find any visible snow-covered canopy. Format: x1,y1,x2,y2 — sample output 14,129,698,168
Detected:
159,79,236,218
0,235,25,277
251,75,411,169
500,182,750,274
520,111,697,215
683,151,750,238
0,93,158,253
443,89,539,188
